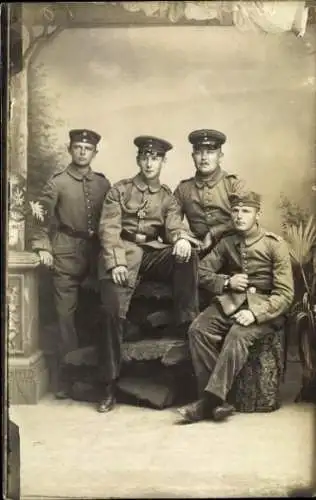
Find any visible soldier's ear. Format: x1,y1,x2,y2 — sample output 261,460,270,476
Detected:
255,209,261,221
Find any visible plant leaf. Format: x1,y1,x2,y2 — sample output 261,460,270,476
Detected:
284,216,316,266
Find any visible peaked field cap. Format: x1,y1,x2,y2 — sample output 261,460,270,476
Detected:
134,135,173,154
188,129,226,150
69,129,101,146
229,191,261,210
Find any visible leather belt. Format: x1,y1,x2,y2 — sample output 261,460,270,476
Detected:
59,224,96,240
247,287,270,295
121,229,157,244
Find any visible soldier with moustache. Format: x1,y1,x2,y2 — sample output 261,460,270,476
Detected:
177,190,294,424
96,135,200,414
174,129,245,258
31,129,111,398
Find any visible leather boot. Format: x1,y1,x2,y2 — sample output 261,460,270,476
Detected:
53,363,70,400
206,393,235,422
176,399,209,423
97,382,116,413
212,402,235,422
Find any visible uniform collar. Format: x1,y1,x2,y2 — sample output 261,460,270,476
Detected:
235,225,264,247
66,164,93,181
133,173,161,193
194,167,225,188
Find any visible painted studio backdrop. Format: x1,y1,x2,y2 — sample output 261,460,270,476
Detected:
7,2,316,403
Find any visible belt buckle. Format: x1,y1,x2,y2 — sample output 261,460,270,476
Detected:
248,286,257,294
88,230,95,238
135,233,146,244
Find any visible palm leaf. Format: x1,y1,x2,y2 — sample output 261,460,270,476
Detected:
295,311,308,326
301,331,313,373
302,292,309,309
284,215,316,267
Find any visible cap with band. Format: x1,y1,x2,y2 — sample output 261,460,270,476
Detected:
69,129,101,146
134,135,173,156
188,129,226,151
229,191,261,210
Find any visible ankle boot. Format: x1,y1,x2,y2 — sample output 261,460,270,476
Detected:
97,382,116,413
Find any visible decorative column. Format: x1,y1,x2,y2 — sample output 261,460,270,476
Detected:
7,92,50,403
7,3,68,404
8,251,49,404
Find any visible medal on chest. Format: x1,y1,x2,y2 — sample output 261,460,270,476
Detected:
136,199,148,219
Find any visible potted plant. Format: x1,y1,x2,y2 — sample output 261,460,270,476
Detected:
8,172,45,250
279,194,316,403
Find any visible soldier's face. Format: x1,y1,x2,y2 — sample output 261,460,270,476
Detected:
231,206,260,232
137,152,165,181
192,147,222,175
68,142,97,167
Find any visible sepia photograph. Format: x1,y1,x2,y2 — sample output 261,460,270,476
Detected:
5,1,316,498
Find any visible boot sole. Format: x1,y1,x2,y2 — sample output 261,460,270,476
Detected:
212,406,235,422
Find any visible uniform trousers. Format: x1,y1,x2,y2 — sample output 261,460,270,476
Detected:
97,246,199,386
188,301,283,401
52,237,99,384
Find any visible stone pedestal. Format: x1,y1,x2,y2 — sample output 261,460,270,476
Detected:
8,251,49,404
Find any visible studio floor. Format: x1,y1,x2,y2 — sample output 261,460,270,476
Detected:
9,361,316,499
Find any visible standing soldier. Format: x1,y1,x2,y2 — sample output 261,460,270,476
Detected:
174,129,245,258
177,191,294,424
97,135,200,414
31,129,111,399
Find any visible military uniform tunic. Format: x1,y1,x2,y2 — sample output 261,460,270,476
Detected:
174,168,244,245
99,173,194,284
31,163,111,363
188,226,294,400
97,173,200,385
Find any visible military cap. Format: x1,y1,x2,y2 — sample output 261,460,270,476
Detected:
134,135,173,156
229,191,261,210
69,129,101,146
189,129,226,150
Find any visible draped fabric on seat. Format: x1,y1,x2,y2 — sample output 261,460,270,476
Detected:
228,330,284,412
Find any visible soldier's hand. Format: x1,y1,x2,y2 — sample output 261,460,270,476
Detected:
228,273,248,292
38,250,54,268
233,309,256,326
172,238,192,263
112,266,129,286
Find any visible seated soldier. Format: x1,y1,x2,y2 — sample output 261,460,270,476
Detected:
96,135,200,413
174,129,245,258
177,190,294,424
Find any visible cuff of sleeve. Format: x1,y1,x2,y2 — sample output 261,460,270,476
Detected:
172,231,193,244
214,275,230,295
248,307,267,324
104,248,127,270
32,243,52,253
